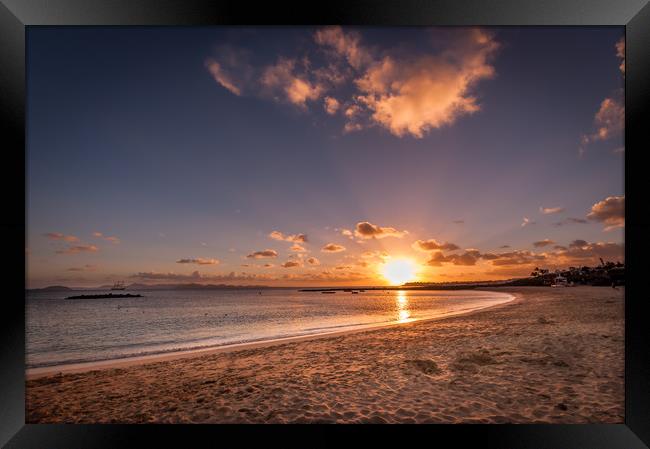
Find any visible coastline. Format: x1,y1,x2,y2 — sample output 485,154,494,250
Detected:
26,290,517,379
26,286,624,424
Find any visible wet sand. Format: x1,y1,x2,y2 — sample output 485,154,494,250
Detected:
26,286,624,423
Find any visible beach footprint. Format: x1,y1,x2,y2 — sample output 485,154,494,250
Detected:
406,359,443,376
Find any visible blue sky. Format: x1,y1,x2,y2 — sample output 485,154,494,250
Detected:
26,27,624,287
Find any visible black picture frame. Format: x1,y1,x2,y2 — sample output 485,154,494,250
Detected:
2,1,649,447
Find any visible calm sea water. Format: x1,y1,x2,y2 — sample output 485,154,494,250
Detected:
26,288,513,369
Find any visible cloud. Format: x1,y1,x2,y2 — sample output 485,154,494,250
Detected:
412,239,460,252
579,91,624,154
499,245,511,248
290,243,307,252
482,250,546,266
307,257,321,266
587,195,624,230
56,245,99,254
361,250,389,260
204,46,254,96
532,239,555,248
592,96,625,141
426,250,480,266
44,232,79,242
205,58,243,96
616,37,625,74
354,29,499,137
92,232,120,244
246,249,279,259
521,217,536,227
314,26,372,70
176,258,220,265
553,240,623,263
269,231,308,243
281,260,301,268
337,228,355,239
553,217,589,226
260,58,324,107
539,206,564,215
66,264,97,272
354,221,408,239
206,28,499,139
131,270,272,283
263,263,274,268
324,96,341,114
281,270,371,283
322,243,346,253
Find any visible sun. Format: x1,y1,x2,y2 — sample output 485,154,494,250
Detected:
381,259,418,285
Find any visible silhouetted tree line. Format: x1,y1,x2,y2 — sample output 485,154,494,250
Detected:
517,259,625,286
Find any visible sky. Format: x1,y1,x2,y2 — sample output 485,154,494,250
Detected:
26,26,625,288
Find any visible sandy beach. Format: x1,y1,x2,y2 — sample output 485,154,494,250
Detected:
26,286,624,424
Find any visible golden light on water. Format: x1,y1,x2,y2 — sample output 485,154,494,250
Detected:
396,291,412,322
381,259,418,285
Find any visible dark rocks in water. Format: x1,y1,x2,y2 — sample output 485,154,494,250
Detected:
65,293,143,300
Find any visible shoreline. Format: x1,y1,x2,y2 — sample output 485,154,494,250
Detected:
26,286,624,423
26,290,518,379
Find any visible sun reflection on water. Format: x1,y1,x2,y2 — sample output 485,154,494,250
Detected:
396,291,412,322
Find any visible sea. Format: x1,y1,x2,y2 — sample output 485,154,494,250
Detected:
26,288,513,369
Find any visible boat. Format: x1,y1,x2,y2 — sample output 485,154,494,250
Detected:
111,281,126,290
551,275,570,287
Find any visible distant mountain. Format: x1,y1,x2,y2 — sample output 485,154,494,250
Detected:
29,285,73,292
125,283,271,291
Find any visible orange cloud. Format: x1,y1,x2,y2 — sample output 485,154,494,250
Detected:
44,232,79,242
132,270,273,282
413,239,460,252
322,243,346,253
521,217,535,227
539,206,564,215
532,239,555,248
427,250,481,266
314,26,371,70
206,28,499,139
281,260,301,268
269,231,308,243
205,58,243,96
354,29,499,137
246,249,279,259
66,264,97,272
616,37,625,74
324,96,340,115
290,243,307,252
176,258,220,265
56,245,99,254
261,58,323,107
307,257,320,266
354,221,408,239
587,195,625,230
580,92,624,155
92,232,120,244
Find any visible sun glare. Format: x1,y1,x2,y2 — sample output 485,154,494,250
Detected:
381,259,417,285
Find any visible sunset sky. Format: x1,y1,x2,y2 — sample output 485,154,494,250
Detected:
26,27,624,288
